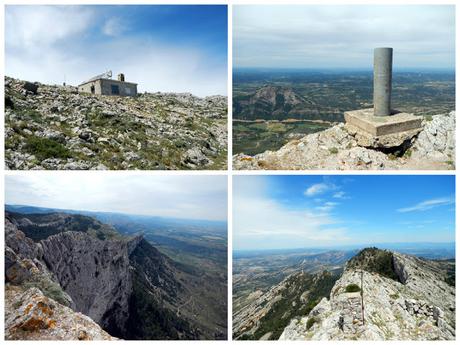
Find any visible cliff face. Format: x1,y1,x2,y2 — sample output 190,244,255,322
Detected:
234,111,455,170
4,213,218,340
5,218,115,340
5,76,227,170
40,232,141,335
279,249,455,340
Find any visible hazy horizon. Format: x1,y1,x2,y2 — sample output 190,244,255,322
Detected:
5,203,228,225
5,174,228,222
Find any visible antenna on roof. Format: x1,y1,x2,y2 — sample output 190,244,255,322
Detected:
83,70,113,84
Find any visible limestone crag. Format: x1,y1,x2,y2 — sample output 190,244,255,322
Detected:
5,76,227,170
5,285,116,340
279,249,455,340
40,232,140,334
5,218,74,308
5,218,116,340
233,111,455,170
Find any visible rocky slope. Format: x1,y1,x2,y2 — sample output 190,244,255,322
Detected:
234,111,455,170
5,77,227,170
233,271,338,340
279,248,455,340
5,213,226,340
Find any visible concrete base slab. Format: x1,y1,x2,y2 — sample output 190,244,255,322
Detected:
344,108,422,136
345,123,421,149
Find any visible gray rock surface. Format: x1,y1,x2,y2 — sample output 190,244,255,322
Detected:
40,232,138,333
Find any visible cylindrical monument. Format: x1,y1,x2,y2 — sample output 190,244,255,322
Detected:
373,47,393,116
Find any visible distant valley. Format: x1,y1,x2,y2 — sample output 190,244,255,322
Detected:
233,69,455,155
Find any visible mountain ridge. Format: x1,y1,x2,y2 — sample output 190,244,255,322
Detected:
279,248,455,340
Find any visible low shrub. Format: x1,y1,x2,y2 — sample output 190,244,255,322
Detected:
306,317,318,330
25,136,72,161
345,283,361,293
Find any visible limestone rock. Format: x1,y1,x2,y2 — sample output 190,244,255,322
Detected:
5,285,116,340
40,232,134,333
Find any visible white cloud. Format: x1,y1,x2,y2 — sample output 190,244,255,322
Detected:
305,183,331,196
234,5,455,69
233,177,348,250
5,174,227,221
102,17,128,37
316,201,339,212
6,6,94,50
397,197,454,213
333,191,348,199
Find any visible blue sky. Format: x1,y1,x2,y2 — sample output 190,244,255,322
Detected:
233,5,455,70
6,5,227,96
233,175,455,250
5,174,227,222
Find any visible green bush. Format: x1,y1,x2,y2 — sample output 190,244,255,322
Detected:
345,283,361,293
306,317,318,330
25,136,72,161
329,147,339,154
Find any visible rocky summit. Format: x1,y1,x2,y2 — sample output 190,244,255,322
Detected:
233,111,455,170
5,77,227,170
279,248,455,340
5,213,226,340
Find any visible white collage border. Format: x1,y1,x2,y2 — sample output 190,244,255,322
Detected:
0,0,459,344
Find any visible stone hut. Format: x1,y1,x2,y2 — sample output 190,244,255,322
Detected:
78,72,137,97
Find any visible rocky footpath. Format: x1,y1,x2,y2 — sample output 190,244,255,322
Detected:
234,111,455,170
279,249,455,340
5,77,227,170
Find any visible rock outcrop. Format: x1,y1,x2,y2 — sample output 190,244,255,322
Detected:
233,111,455,170
5,76,227,170
279,249,455,340
5,285,116,340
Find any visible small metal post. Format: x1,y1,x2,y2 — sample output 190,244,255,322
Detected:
373,47,393,116
361,270,365,325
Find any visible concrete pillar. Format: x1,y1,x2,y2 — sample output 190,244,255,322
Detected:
373,47,393,116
